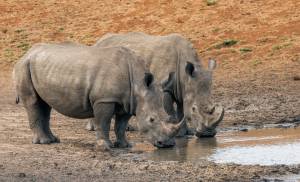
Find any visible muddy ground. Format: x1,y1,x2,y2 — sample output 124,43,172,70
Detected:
0,0,300,181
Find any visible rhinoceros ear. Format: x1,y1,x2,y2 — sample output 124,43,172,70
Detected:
208,59,217,70
144,72,154,87
185,61,195,77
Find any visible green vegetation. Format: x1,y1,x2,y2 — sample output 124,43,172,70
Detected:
212,27,220,33
212,39,238,49
252,59,262,66
240,47,252,53
272,42,292,51
4,49,14,58
206,0,217,6
15,29,25,33
17,42,30,51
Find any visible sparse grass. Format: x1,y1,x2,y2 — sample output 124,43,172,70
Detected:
17,42,30,51
4,49,14,58
58,27,64,32
272,42,292,51
240,47,252,53
251,59,262,66
230,49,238,53
257,37,269,43
206,0,217,6
15,29,25,33
209,39,238,50
212,27,220,33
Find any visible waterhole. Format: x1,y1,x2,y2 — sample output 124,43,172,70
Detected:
136,127,300,166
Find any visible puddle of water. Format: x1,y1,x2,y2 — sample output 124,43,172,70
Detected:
137,127,300,166
264,174,300,182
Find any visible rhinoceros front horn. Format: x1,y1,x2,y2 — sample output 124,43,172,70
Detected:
163,116,185,137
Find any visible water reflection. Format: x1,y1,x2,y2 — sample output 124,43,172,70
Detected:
142,127,300,165
148,137,218,162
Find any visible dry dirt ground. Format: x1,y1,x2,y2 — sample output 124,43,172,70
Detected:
0,0,300,181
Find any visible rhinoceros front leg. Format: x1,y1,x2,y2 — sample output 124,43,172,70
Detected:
163,92,177,122
163,92,191,137
25,99,59,144
93,102,115,150
114,114,132,148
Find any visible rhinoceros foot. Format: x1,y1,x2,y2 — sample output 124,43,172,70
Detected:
86,120,95,131
32,133,60,144
114,140,132,148
96,139,113,151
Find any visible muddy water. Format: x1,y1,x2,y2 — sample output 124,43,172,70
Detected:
139,127,300,166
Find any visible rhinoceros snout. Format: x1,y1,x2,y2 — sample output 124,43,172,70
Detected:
153,138,175,148
195,106,224,138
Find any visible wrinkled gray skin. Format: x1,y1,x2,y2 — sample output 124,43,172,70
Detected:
90,32,224,137
13,42,184,149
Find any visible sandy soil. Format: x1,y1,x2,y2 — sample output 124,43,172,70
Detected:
0,0,300,181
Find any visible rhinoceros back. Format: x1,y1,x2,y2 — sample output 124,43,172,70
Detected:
95,32,200,82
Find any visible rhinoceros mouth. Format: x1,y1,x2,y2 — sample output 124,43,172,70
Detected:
195,106,224,137
195,128,217,138
153,139,176,148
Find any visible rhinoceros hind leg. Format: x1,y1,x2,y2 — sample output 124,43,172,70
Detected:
25,98,59,144
114,114,132,148
93,102,115,151
86,119,95,131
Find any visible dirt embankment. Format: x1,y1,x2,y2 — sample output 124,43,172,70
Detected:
0,0,299,181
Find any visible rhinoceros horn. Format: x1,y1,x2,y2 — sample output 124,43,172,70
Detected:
162,116,185,137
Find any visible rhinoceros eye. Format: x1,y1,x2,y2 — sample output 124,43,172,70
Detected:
149,117,155,123
192,106,196,112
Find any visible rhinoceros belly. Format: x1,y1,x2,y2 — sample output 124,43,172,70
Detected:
30,57,94,119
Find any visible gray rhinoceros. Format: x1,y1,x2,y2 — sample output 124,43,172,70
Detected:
13,42,184,149
90,32,224,137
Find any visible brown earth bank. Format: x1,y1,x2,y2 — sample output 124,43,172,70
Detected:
0,0,300,181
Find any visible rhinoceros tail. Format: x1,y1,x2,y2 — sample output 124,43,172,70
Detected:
12,67,20,104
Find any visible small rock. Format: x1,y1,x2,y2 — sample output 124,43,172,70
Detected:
176,18,184,23
239,128,248,132
18,173,26,178
2,29,8,34
293,75,300,81
90,155,96,158
93,161,99,168
144,165,150,170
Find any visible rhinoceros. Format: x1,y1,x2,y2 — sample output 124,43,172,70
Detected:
89,32,224,137
13,42,184,149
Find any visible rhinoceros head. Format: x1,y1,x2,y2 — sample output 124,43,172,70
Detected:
183,59,224,137
136,73,184,148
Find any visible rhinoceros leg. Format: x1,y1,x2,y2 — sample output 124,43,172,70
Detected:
114,114,132,148
86,119,95,131
174,104,189,137
25,98,59,144
163,92,177,122
93,102,115,150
